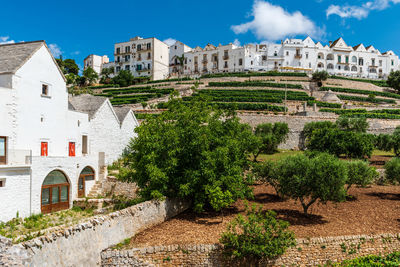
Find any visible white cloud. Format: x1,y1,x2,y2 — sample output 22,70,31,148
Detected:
327,0,400,19
0,36,15,44
163,38,177,46
233,39,241,47
71,51,80,55
49,43,62,58
231,1,324,41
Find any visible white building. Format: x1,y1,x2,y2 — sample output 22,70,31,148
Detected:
111,36,169,81
0,41,139,222
83,54,109,75
182,37,400,79
168,40,192,77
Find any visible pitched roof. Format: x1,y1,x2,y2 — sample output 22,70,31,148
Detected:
353,44,362,50
322,90,342,104
68,94,108,119
330,38,341,48
114,106,132,123
0,41,44,74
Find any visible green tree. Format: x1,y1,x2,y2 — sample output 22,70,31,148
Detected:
336,116,369,133
100,67,114,84
312,70,329,86
112,70,134,87
345,161,378,192
176,54,185,78
302,121,336,145
82,67,98,86
385,157,400,184
125,100,255,212
274,153,347,215
63,59,79,75
252,161,281,196
252,123,289,162
219,203,296,264
65,73,78,85
387,70,400,92
55,57,65,73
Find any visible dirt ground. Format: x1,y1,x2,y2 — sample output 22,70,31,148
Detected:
130,183,400,247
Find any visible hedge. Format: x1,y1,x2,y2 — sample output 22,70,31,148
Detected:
307,100,342,108
320,86,400,100
329,75,389,87
194,89,313,101
102,87,174,96
135,113,160,119
319,108,400,119
337,251,400,266
146,77,194,84
337,94,396,104
157,101,286,112
110,94,158,105
201,71,308,78
87,84,120,89
208,81,303,89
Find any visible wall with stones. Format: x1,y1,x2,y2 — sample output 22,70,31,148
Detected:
238,113,400,150
101,233,400,267
1,198,189,267
101,176,138,199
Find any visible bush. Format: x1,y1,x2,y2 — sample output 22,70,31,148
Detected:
337,251,400,266
208,81,303,89
329,76,389,87
312,71,328,85
320,86,399,99
252,123,289,161
125,99,255,212
274,153,347,215
252,161,280,196
345,161,378,192
219,203,296,262
387,70,400,92
336,116,369,133
112,70,135,87
337,94,396,104
385,157,400,184
302,121,336,144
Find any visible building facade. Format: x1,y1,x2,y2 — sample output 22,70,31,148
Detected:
0,41,138,222
83,54,109,75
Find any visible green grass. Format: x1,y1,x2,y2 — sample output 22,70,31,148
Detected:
372,149,395,157
254,150,304,162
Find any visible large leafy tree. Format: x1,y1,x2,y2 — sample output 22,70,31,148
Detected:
387,70,400,92
112,70,134,87
125,100,256,212
82,67,98,86
63,59,79,75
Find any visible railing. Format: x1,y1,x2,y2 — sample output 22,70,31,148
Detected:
294,54,302,59
0,149,32,166
202,60,208,64
223,55,229,60
137,68,151,72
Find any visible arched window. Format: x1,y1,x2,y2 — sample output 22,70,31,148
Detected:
344,65,350,71
317,62,324,68
327,63,334,69
317,53,324,60
41,170,69,214
351,66,357,72
78,166,95,198
352,56,357,63
327,54,334,60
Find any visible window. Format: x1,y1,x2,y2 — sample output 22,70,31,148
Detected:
125,65,130,70
372,58,376,66
239,58,243,66
41,142,48,157
262,55,267,61
69,142,75,157
125,46,130,53
359,58,364,66
41,170,69,214
345,56,349,63
146,43,151,50
137,44,142,51
42,84,49,96
136,64,142,71
0,137,6,164
392,60,394,66
147,63,151,69
116,48,120,54
352,56,357,63
306,53,309,59
116,66,121,72
147,52,151,60
286,51,289,56
0,179,4,187
338,55,342,63
224,61,228,68
379,60,382,67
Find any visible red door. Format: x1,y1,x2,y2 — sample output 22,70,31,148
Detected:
41,142,48,157
69,142,75,157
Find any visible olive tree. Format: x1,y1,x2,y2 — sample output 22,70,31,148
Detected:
274,153,347,215
387,70,400,92
345,160,378,192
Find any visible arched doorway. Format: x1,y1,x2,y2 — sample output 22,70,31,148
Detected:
41,170,70,214
78,166,95,198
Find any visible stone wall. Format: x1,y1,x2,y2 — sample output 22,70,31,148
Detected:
101,233,400,267
238,113,400,150
0,198,189,267
101,176,138,199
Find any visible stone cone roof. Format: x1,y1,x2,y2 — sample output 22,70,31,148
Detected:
322,90,342,104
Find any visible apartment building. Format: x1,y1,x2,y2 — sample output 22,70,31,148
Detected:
83,54,109,75
0,41,138,222
112,36,169,80
168,40,192,77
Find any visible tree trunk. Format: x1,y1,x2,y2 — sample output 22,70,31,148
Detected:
301,198,317,216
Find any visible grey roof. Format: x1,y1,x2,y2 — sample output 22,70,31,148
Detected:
68,94,108,119
0,41,44,74
114,106,131,123
322,90,342,103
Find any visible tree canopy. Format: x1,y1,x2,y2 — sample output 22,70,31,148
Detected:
387,70,400,92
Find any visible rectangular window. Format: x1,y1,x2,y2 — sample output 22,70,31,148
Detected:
0,137,6,164
147,43,151,50
338,56,342,63
41,142,48,157
69,142,75,157
116,48,120,54
239,59,243,66
42,84,49,96
125,46,130,53
82,135,88,155
392,60,394,66
125,65,130,70
147,63,151,69
137,44,142,51
0,179,5,187
345,56,349,63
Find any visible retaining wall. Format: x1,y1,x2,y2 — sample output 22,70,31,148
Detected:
101,233,400,266
0,198,189,267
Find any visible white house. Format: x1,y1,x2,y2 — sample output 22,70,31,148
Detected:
168,40,192,77
83,54,109,75
0,41,138,222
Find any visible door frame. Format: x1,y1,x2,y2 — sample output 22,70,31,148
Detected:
0,136,7,164
78,175,85,198
41,183,70,214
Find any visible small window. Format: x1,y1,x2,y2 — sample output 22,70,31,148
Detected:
0,179,5,187
82,136,88,155
42,84,49,96
41,142,48,157
69,142,75,157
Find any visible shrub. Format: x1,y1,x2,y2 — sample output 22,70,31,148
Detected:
252,123,289,161
375,134,393,152
125,99,255,212
385,157,400,184
112,70,135,87
337,251,400,266
219,203,296,262
345,161,378,192
274,153,347,215
312,71,328,86
329,76,389,87
252,161,280,195
336,116,369,133
320,86,399,99
302,121,336,144
387,70,400,92
208,81,302,89
337,94,396,104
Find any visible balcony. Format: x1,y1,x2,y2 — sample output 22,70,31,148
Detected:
137,68,151,73
223,55,229,60
137,46,151,52
294,54,302,59
0,149,32,168
202,60,208,64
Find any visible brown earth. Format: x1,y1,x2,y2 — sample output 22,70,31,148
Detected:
130,184,400,247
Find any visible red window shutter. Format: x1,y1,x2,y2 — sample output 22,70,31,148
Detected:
69,142,75,157
41,142,48,156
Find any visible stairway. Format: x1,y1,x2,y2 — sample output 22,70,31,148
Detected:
87,181,103,198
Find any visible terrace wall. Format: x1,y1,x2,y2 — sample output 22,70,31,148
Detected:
238,113,400,149
101,233,400,266
0,199,189,267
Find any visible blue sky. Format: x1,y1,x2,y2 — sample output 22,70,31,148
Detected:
1,0,400,70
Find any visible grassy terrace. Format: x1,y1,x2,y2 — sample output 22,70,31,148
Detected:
320,86,400,100
320,108,400,119
337,94,396,104
95,87,175,105
0,207,94,243
207,81,303,89
157,101,286,112
329,75,389,87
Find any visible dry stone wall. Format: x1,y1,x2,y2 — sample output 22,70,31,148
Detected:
101,176,138,199
0,199,189,267
101,233,400,267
